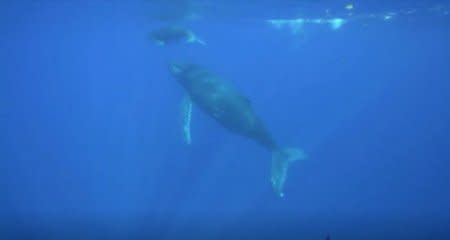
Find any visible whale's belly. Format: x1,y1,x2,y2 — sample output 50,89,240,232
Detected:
190,86,257,137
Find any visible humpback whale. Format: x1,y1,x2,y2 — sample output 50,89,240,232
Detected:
170,63,305,197
149,26,205,46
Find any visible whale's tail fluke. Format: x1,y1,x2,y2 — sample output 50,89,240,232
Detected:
271,147,306,197
187,32,206,46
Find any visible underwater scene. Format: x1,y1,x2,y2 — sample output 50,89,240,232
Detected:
1,0,450,239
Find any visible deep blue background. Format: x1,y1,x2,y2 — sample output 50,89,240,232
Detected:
1,1,449,239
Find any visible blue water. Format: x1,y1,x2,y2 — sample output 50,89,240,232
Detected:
1,1,450,239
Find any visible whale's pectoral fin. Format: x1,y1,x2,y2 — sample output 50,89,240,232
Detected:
271,148,306,197
181,96,193,144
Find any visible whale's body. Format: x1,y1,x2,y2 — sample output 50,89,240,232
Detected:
149,26,205,46
170,63,305,197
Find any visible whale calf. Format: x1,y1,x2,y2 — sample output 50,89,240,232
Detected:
169,63,305,197
149,26,205,46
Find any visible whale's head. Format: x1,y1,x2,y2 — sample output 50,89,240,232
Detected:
169,62,184,76
169,62,199,83
169,62,187,84
169,62,206,90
